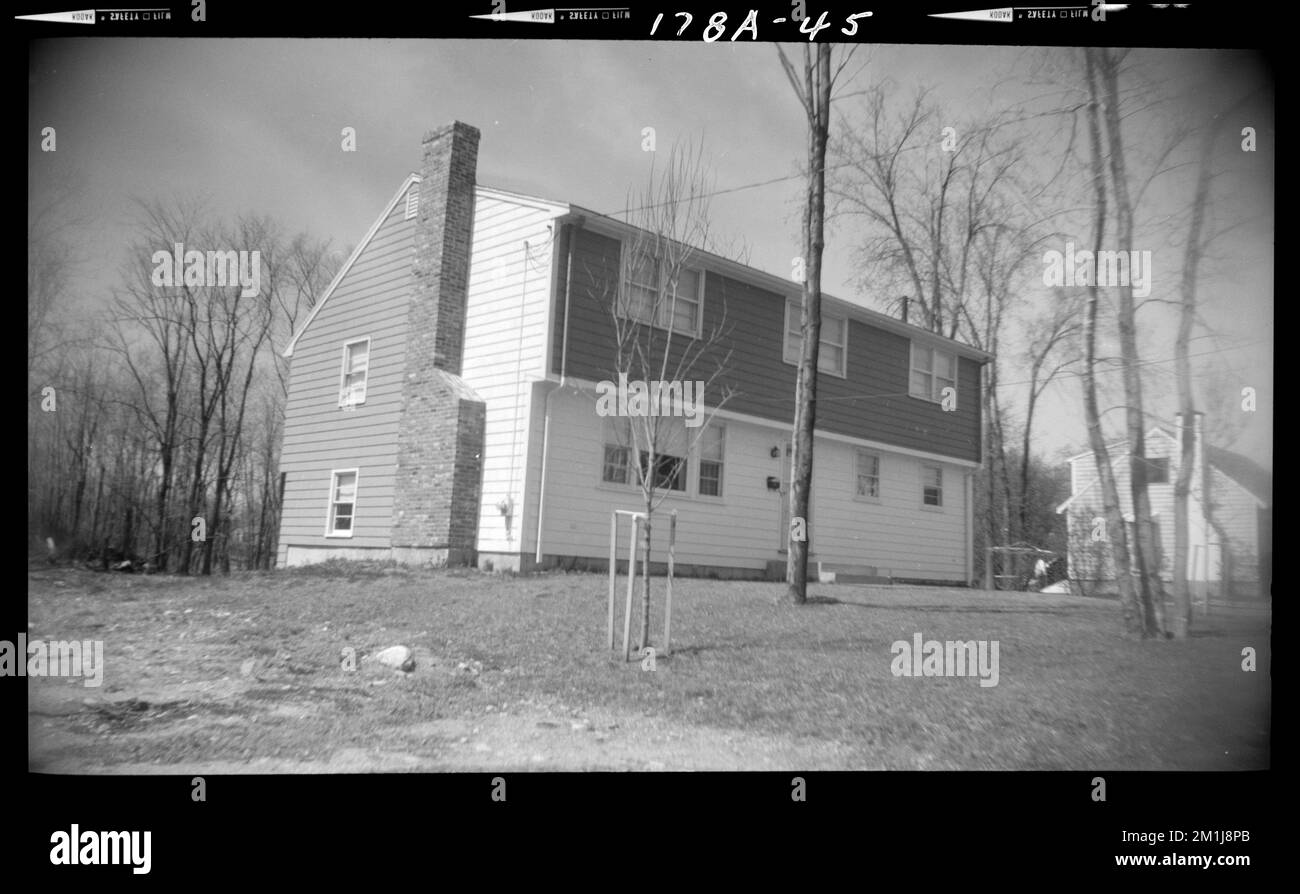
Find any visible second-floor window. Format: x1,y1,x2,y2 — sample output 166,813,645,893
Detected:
784,299,847,377
620,252,703,337
339,337,370,407
909,342,957,403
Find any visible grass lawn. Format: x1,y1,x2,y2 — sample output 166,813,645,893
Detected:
26,562,1270,772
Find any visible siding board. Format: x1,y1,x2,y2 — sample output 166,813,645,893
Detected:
552,226,983,463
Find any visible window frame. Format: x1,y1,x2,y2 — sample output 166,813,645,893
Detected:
921,463,944,509
908,341,958,404
617,245,705,339
1145,456,1170,485
854,450,881,502
338,336,371,407
325,468,359,537
598,416,692,496
783,299,848,378
696,424,726,499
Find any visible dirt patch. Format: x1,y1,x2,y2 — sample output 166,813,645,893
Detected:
26,565,1271,772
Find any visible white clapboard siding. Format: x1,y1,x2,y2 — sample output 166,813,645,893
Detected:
460,196,559,556
277,190,416,563
811,442,968,580
278,185,563,565
530,387,969,578
1065,429,1263,582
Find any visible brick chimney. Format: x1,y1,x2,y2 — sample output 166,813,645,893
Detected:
391,122,486,566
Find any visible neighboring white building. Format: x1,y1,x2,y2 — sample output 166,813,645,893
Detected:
1056,414,1270,600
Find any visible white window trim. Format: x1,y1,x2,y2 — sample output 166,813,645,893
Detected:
325,468,359,537
338,336,371,408
598,417,693,496
617,244,705,339
920,463,944,510
695,424,726,500
909,341,958,404
783,299,848,378
854,450,881,503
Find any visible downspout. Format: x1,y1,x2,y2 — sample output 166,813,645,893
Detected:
535,216,582,565
503,239,532,542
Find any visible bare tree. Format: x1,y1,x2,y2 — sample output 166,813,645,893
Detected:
1096,47,1165,636
602,139,737,651
200,216,278,574
108,198,205,571
776,43,861,604
1018,291,1081,540
28,176,89,382
1079,47,1143,635
1169,64,1254,637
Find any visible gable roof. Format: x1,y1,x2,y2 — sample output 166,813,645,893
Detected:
1205,445,1271,504
281,177,568,359
283,174,993,364
282,174,421,359
1057,430,1271,512
1064,427,1175,465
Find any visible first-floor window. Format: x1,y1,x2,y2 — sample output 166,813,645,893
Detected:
697,425,725,497
602,443,631,485
328,470,358,534
601,417,687,492
856,451,880,499
921,464,943,507
642,451,688,492
602,417,633,485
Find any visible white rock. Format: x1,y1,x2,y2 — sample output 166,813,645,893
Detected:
374,645,415,672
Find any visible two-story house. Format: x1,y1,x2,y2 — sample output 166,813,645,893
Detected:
275,121,992,582
1056,413,1271,600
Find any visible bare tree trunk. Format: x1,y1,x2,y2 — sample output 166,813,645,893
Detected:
639,503,653,652
1082,48,1142,635
1170,113,1221,637
1098,48,1164,637
780,44,833,605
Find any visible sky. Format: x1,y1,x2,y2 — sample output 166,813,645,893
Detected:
28,39,1273,469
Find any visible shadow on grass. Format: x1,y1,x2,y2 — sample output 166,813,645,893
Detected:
802,594,1086,616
